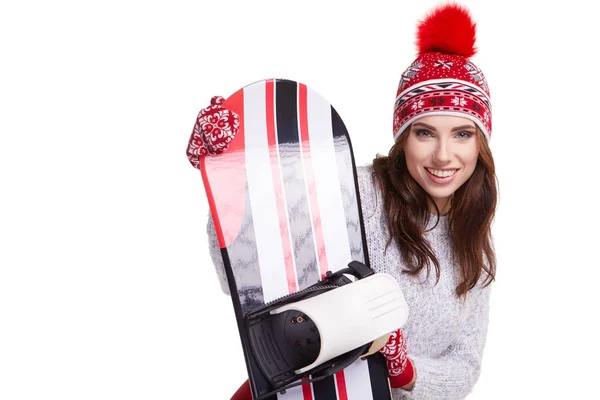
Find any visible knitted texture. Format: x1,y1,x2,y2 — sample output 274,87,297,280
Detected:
393,3,492,142
206,164,492,400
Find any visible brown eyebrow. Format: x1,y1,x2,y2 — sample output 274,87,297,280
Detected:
411,122,436,130
412,122,476,132
451,124,476,132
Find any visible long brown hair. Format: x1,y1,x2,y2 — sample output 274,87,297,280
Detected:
372,126,497,297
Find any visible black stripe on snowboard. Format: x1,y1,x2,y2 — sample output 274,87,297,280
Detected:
312,376,338,399
330,106,367,265
274,80,320,290
367,354,393,399
220,247,276,400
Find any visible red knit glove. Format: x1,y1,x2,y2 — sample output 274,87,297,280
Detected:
186,95,240,169
379,328,415,388
231,379,251,400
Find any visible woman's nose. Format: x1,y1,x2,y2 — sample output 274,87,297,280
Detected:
433,141,451,164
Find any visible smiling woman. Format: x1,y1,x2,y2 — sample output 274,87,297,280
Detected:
363,3,498,399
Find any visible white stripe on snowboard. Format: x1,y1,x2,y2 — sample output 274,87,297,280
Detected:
307,87,374,400
244,81,295,304
342,360,373,400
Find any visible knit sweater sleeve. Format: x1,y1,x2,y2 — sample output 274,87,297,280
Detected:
399,283,492,400
206,211,231,296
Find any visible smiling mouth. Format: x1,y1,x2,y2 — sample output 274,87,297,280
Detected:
425,168,459,178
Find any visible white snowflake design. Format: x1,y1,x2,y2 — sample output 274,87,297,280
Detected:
464,61,490,92
411,99,424,110
399,60,424,90
434,59,453,69
451,96,467,107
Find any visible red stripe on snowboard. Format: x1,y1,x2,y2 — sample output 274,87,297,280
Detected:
298,83,329,279
301,377,314,399
335,371,348,400
266,79,297,294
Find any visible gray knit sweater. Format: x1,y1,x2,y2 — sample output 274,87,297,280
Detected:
207,164,492,400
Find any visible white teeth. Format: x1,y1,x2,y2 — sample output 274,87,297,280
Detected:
426,168,457,178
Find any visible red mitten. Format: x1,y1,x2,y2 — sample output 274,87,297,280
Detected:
186,95,240,169
379,328,415,388
231,379,251,400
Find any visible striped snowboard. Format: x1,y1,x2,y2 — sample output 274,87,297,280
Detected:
199,79,391,400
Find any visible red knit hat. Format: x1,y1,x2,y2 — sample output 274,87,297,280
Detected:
393,3,491,141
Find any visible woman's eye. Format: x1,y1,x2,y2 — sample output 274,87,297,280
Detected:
456,131,472,139
415,130,432,137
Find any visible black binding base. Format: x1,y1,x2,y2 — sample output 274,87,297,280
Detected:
245,261,375,398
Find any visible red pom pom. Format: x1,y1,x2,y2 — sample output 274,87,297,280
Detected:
416,3,477,58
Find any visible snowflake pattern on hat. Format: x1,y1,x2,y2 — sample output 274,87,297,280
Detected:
434,59,453,69
393,52,492,141
464,61,489,92
393,3,493,141
398,60,424,92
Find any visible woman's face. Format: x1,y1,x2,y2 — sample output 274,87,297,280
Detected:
403,115,480,213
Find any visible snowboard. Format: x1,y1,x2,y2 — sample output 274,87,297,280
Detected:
192,79,392,399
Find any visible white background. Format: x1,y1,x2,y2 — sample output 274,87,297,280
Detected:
1,0,599,399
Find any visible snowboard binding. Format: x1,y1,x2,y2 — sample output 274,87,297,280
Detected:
245,261,408,398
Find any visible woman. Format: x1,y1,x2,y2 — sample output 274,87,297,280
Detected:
206,3,497,399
